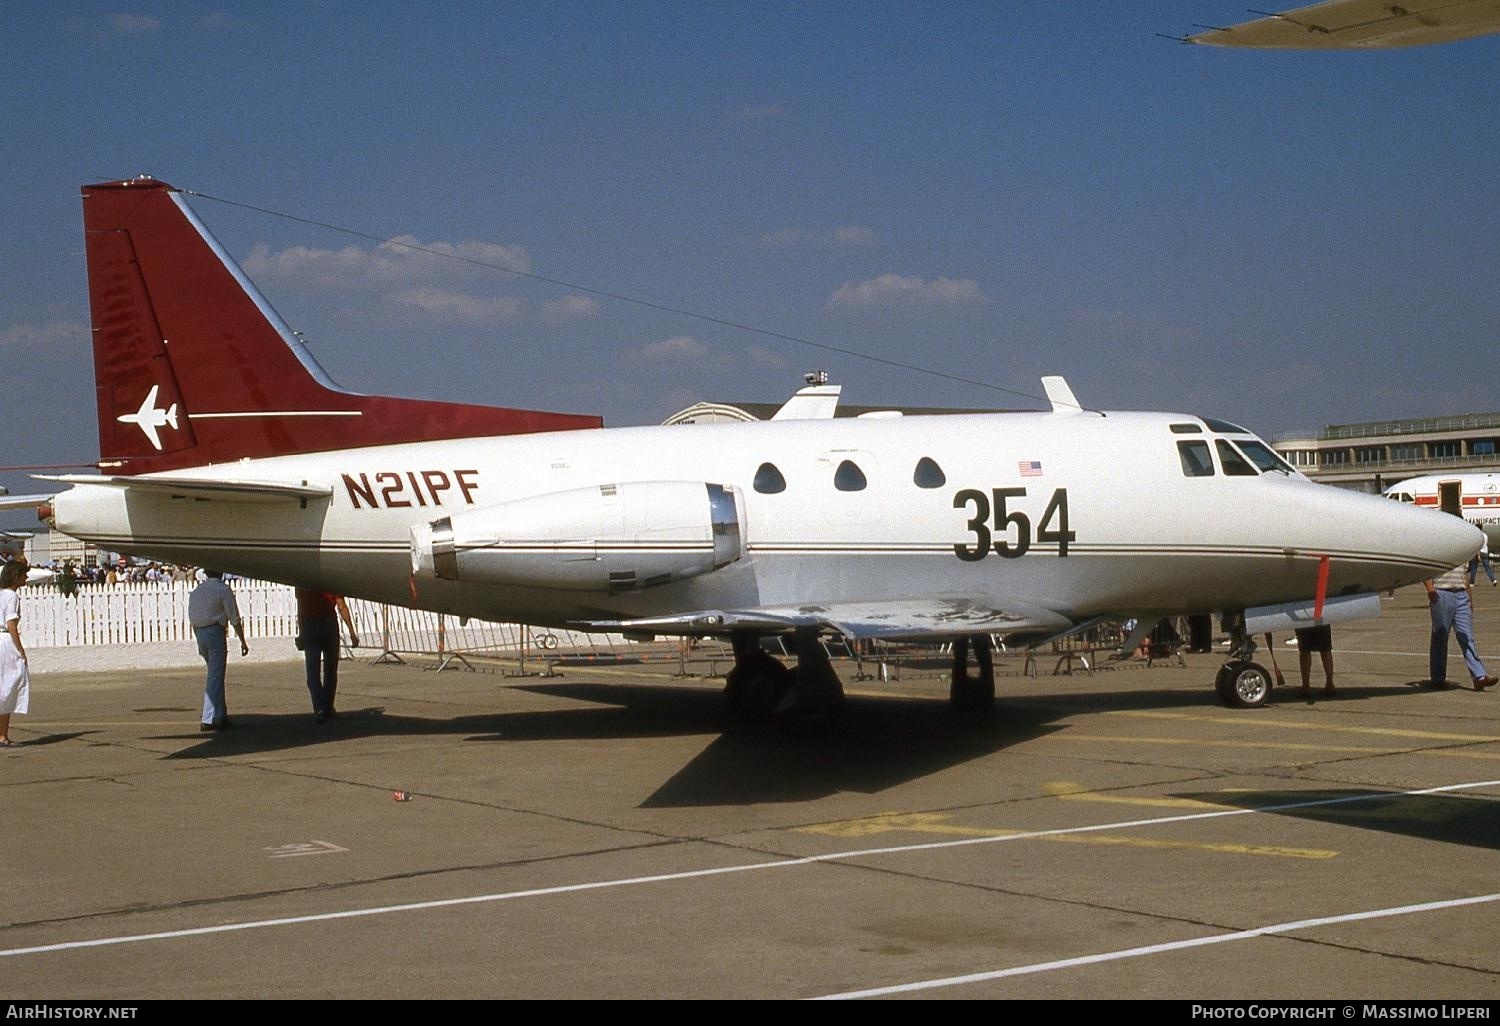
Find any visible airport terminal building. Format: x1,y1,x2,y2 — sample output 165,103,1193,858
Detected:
1273,412,1500,493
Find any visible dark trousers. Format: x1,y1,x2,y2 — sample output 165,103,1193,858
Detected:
301,618,340,715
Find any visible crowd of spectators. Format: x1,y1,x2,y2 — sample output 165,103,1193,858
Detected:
30,560,208,586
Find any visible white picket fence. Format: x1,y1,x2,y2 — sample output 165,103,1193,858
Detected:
17,581,643,666
22,580,298,648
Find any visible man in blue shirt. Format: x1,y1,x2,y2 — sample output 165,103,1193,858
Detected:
188,570,249,730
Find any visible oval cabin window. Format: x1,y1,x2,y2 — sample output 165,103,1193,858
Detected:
834,460,867,492
913,457,946,488
753,462,787,494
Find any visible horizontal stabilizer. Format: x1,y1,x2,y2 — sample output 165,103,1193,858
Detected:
0,494,57,513
38,474,333,505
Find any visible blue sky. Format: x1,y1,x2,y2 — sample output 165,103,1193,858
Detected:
2,2,1498,515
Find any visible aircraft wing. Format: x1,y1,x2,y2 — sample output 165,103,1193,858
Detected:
0,494,57,513
575,595,1076,641
1185,0,1500,49
37,474,333,505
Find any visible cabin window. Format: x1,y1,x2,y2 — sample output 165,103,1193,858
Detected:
753,462,786,494
913,457,946,488
1216,440,1258,476
834,460,867,492
1178,440,1214,477
1233,440,1293,474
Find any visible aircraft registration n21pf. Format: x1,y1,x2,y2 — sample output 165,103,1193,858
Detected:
4,177,1483,725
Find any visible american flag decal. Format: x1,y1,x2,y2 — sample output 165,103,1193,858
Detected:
1018,460,1043,477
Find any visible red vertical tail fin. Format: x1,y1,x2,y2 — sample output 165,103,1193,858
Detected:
83,177,600,475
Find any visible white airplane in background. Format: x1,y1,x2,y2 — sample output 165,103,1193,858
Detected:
1182,0,1500,48
0,177,1480,726
1385,473,1500,548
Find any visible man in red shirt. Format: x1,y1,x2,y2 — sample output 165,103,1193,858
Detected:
296,588,359,722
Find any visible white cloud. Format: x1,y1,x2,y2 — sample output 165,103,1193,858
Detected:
379,288,594,327
540,295,599,322
244,235,531,290
112,13,160,34
831,225,877,247
386,288,523,325
827,273,987,310
0,320,86,352
639,335,707,361
759,225,877,249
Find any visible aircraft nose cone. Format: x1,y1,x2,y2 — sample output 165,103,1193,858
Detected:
1394,502,1483,577
1434,510,1485,568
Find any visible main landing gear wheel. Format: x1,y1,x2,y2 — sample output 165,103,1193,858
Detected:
1215,660,1273,709
724,653,793,723
725,631,847,733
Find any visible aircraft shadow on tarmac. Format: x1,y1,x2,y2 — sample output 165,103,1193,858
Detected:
151,679,1077,805
1174,788,1500,852
145,673,1477,807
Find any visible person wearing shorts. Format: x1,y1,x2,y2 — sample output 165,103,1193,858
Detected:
1294,623,1335,698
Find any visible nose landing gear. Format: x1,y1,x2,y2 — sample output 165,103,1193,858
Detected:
1214,615,1273,708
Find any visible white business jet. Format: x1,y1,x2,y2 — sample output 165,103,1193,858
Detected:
0,178,1480,726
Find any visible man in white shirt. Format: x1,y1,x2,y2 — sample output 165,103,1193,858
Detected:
1425,563,1497,691
188,570,249,730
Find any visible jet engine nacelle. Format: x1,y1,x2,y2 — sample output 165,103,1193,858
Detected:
410,480,745,592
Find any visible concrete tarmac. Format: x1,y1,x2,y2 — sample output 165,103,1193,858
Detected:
4,586,1500,999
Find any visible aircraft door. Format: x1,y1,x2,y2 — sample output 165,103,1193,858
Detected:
1439,481,1463,517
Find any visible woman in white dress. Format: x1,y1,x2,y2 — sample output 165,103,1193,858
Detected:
0,561,29,746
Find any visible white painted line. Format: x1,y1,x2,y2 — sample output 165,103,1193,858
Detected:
3,778,1498,960
187,411,362,419
264,841,349,859
814,891,1500,999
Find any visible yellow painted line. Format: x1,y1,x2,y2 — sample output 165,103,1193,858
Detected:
1040,733,1500,761
1106,709,1500,745
794,811,1335,859
1043,781,1225,809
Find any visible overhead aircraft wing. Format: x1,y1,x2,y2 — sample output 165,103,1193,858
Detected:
37,474,333,505
0,494,57,513
1185,0,1500,49
575,595,1076,641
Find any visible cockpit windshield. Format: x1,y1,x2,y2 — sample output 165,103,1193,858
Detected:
1232,439,1294,475
1216,440,1258,477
